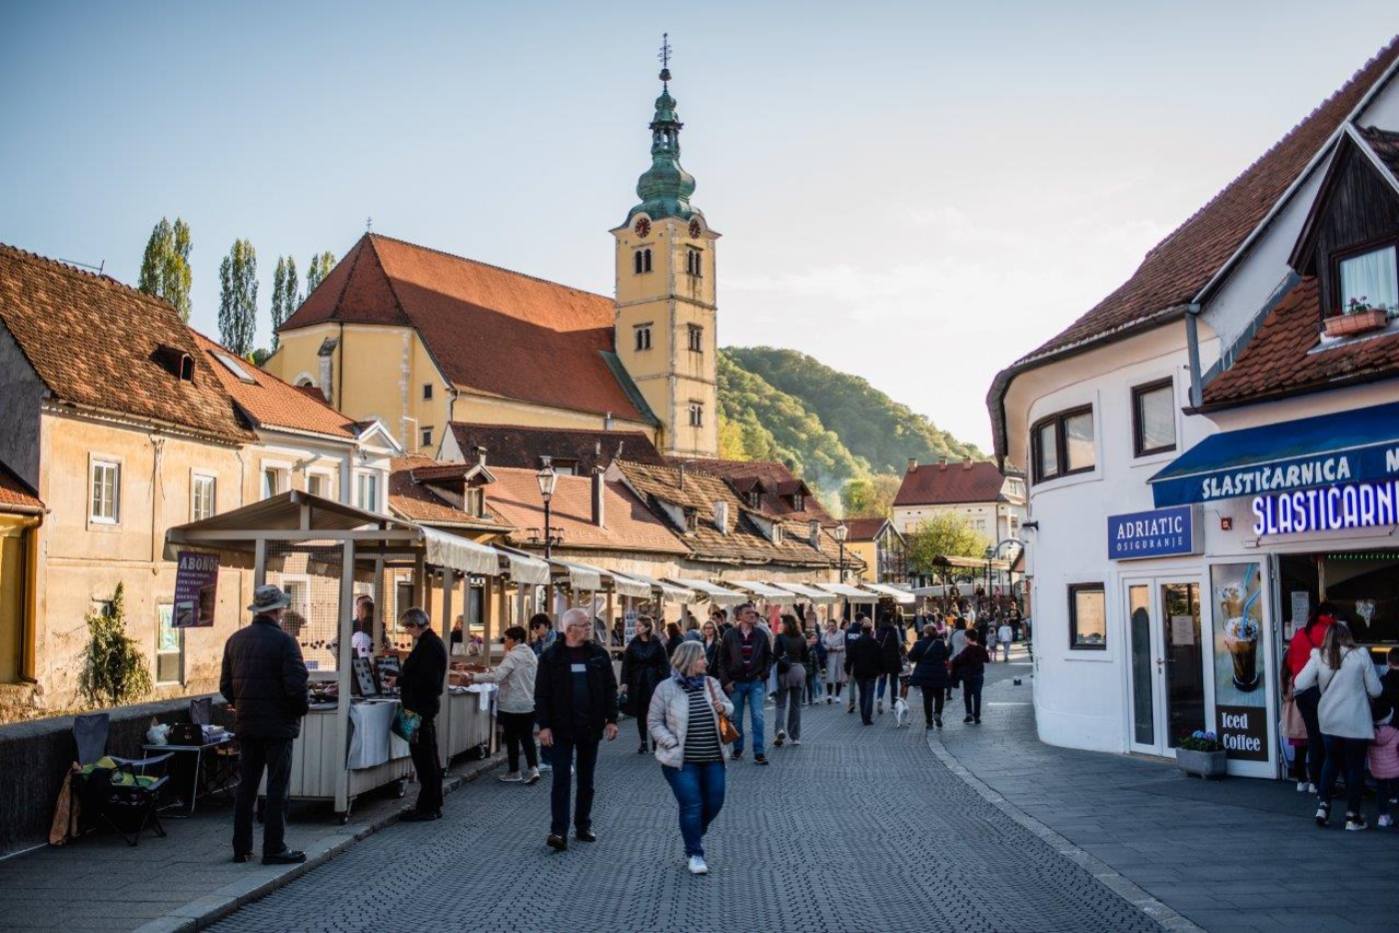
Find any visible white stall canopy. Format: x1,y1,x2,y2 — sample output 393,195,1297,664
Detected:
548,559,604,591
624,572,698,603
819,582,880,602
771,582,836,604
728,580,797,601
667,578,747,607
420,525,501,577
861,582,915,604
497,548,551,585
606,571,654,600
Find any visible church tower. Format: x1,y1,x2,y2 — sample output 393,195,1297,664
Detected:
613,38,719,459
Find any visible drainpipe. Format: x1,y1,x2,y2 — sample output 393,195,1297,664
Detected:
1185,302,1203,408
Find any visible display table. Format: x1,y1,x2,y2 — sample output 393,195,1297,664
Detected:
445,685,496,758
143,733,238,817
269,703,413,821
346,699,410,769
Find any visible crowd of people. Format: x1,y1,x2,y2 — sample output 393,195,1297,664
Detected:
1283,604,1399,832
218,583,1024,875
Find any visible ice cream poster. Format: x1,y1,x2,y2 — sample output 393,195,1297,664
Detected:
1211,562,1269,761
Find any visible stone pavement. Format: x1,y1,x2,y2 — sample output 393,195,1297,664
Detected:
208,674,1162,933
0,750,501,933
936,667,1399,933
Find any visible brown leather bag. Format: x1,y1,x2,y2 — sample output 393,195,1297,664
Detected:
709,681,740,744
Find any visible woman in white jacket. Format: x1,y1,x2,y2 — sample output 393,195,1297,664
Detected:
1295,622,1382,830
647,640,734,876
467,625,540,784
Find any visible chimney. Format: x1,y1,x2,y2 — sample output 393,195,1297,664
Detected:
714,500,729,534
963,458,973,470
677,462,686,491
604,411,614,431
906,457,917,474
939,458,949,471
591,466,605,527
317,337,338,406
809,520,821,546
474,445,487,468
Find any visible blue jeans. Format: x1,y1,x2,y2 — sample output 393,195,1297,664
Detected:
548,734,600,836
661,761,726,856
875,672,897,702
729,680,766,756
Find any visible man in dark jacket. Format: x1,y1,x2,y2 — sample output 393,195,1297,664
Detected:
535,607,619,851
908,626,950,729
398,607,448,821
221,585,309,865
843,617,864,714
848,620,884,725
875,615,904,715
716,603,772,764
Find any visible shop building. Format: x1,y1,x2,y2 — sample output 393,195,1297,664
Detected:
892,458,1026,547
987,36,1399,776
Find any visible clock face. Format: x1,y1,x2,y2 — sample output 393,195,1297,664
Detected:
688,219,702,238
634,217,651,237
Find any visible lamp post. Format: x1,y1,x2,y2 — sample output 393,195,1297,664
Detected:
834,522,849,623
536,457,558,560
983,545,994,599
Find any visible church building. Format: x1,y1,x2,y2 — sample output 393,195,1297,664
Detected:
266,60,719,460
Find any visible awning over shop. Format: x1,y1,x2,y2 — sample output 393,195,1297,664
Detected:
548,559,604,591
667,577,747,606
606,571,654,600
419,525,501,577
861,582,915,604
819,582,880,602
623,572,698,603
771,582,836,604
728,580,797,601
495,548,551,586
1149,400,1399,507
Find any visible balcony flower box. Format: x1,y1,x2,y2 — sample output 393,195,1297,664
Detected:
1324,308,1388,338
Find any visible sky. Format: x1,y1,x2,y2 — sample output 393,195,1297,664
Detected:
4,2,1398,453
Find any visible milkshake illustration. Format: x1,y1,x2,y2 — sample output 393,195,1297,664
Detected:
1223,615,1260,691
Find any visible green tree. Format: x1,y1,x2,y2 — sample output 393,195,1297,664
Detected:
305,250,336,296
906,513,990,576
841,473,902,519
218,239,258,356
269,255,300,349
137,217,193,321
78,584,152,708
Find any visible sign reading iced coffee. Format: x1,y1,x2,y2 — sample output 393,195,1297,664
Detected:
1210,562,1268,761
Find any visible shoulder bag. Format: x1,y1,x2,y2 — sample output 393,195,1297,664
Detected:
708,680,740,745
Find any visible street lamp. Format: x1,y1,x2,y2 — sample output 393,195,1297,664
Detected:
536,457,558,560
983,545,994,598
834,522,849,623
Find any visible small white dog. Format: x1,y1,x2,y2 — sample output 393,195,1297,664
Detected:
892,697,910,728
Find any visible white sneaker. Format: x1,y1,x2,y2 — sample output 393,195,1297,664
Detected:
524,768,541,785
791,739,801,746
498,772,523,783
1308,783,1317,794
1296,781,1309,792
688,855,708,875
1379,814,1393,828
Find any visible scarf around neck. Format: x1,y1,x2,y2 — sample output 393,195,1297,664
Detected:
674,672,706,691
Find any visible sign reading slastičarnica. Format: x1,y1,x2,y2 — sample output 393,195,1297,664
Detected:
1251,479,1399,535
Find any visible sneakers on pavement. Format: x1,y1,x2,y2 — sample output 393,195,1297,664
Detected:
935,717,943,729
688,855,709,875
524,768,541,785
877,701,884,714
791,739,801,746
1315,802,1330,827
538,762,553,773
1378,814,1393,828
774,730,786,747
1345,814,1368,832
963,715,974,724
498,771,524,783
754,754,769,765
1296,781,1309,792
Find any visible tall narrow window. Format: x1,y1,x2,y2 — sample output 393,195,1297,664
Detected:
634,324,652,351
634,248,653,274
1131,379,1176,457
262,466,287,498
420,427,434,449
90,459,120,524
687,324,703,353
306,473,327,498
357,472,380,513
688,401,704,427
191,473,216,521
422,383,434,400
1069,583,1107,650
686,247,702,277
155,604,183,684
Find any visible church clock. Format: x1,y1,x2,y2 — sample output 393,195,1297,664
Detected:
634,217,651,237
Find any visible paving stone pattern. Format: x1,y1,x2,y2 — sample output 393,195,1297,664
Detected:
213,676,1161,933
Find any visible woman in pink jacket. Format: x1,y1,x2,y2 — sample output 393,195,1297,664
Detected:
1369,703,1399,828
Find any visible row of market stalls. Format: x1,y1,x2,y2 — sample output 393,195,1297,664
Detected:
163,490,913,821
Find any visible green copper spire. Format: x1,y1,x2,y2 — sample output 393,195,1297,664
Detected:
627,35,700,224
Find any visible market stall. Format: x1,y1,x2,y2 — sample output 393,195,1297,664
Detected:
165,491,521,821
862,582,916,605
667,577,747,609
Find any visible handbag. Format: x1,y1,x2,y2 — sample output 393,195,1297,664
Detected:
709,681,740,745
392,706,422,744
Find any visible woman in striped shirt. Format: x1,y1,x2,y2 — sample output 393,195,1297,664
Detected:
647,640,733,876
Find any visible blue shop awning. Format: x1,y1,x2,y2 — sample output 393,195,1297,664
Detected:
1149,400,1399,507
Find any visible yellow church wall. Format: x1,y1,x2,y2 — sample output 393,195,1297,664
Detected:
448,392,655,437
845,540,877,582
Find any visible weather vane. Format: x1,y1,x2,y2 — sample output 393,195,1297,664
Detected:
658,32,672,83
366,216,373,232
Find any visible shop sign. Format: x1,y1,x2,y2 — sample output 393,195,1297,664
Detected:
1107,505,1202,560
1250,479,1399,536
173,551,219,628
1210,562,1268,761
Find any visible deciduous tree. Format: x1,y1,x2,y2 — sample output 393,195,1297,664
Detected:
840,473,902,519
218,239,258,357
269,256,300,349
137,217,193,321
906,513,989,576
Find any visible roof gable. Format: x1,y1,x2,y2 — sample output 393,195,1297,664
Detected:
447,423,664,473
665,457,835,523
894,461,1005,506
192,331,356,440
1289,126,1399,272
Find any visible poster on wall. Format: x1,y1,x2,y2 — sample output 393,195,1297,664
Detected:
1210,562,1268,761
173,551,219,628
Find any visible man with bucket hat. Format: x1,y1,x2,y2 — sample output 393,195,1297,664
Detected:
221,584,309,865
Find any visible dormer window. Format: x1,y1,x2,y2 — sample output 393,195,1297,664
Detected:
684,508,699,533
748,490,761,509
792,493,804,511
465,487,484,518
772,524,783,545
1337,244,1397,317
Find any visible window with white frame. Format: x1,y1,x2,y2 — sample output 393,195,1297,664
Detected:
1338,243,1398,316
356,472,380,513
155,603,182,684
262,465,289,499
191,473,216,521
90,459,121,524
306,471,330,498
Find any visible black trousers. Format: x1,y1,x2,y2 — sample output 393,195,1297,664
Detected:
963,675,984,719
921,687,945,724
1295,686,1324,786
410,717,443,815
499,710,538,773
857,677,877,724
233,736,293,856
550,734,601,835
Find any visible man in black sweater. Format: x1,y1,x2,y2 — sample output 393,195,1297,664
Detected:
221,585,309,865
398,607,448,821
535,607,619,851
848,620,884,725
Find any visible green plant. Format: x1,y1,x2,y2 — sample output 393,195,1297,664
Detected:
78,583,153,707
1179,730,1224,752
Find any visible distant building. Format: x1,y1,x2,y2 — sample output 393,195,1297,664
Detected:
842,517,907,584
892,459,1026,547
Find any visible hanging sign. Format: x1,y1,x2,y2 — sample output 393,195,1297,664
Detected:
173,551,219,628
1107,505,1202,560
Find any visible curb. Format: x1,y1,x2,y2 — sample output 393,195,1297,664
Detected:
131,751,503,933
925,733,1203,933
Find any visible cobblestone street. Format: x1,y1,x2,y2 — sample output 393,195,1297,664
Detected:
212,665,1160,933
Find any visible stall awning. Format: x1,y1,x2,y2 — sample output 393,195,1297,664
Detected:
771,582,836,604
1150,400,1399,507
861,582,915,604
623,571,698,603
419,525,501,577
666,577,747,607
728,580,797,601
496,548,550,586
819,582,880,602
606,571,654,600
549,559,603,591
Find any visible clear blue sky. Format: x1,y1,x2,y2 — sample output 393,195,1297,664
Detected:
4,2,1397,451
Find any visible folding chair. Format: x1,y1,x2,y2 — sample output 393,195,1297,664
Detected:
72,713,173,846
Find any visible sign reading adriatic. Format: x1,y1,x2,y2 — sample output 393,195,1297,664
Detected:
1107,505,1202,560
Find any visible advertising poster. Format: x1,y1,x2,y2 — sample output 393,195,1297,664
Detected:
173,551,220,628
1210,562,1268,761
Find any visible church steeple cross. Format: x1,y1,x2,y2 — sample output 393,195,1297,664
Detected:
658,33,672,84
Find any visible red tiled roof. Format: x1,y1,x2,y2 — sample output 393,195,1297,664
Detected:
388,455,510,530
894,461,1007,507
1014,38,1399,366
843,517,889,542
0,460,42,514
280,234,651,423
448,423,664,472
667,458,835,523
487,466,688,555
1202,277,1399,406
0,244,253,444
191,331,356,440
